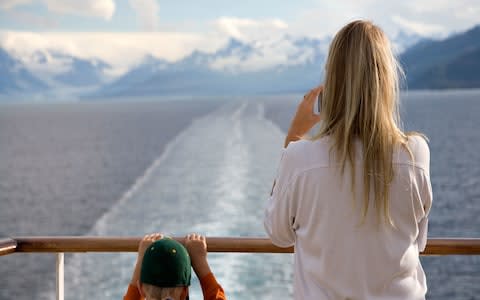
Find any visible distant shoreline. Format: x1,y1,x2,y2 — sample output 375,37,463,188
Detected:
2,88,480,104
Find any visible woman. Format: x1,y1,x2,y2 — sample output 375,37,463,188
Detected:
264,20,432,300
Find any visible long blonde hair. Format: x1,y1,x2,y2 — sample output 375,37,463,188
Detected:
314,20,414,225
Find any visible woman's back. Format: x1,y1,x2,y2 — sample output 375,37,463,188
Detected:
264,135,432,299
264,19,432,299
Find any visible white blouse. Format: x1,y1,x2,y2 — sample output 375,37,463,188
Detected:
264,135,432,300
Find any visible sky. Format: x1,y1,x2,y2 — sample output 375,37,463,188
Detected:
1,0,479,76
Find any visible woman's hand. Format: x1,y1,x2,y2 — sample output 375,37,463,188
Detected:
285,86,323,148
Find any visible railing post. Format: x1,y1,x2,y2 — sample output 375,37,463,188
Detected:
56,252,64,300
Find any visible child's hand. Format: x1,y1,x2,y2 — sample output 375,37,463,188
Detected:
130,233,164,285
185,233,211,279
185,233,207,259
138,233,164,259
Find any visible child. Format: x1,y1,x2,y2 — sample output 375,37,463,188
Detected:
124,233,226,300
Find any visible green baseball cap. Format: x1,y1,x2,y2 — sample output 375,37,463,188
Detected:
140,238,192,287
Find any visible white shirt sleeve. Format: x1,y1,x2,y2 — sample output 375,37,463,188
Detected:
264,147,297,247
417,169,432,252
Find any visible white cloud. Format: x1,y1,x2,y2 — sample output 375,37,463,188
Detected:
405,0,459,14
43,0,115,20
6,9,58,29
392,16,445,36
0,30,227,77
2,0,480,78
0,0,115,20
0,0,31,9
289,0,480,39
0,16,308,76
129,0,160,31
209,37,316,73
207,17,324,73
288,1,372,38
215,17,288,42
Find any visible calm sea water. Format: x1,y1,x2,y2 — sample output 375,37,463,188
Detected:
0,90,479,299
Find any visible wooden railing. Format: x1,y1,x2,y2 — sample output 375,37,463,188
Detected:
2,236,480,255
2,236,480,300
0,238,16,256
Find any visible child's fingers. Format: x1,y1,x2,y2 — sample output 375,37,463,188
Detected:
185,234,193,243
143,233,164,242
185,233,206,244
152,234,163,242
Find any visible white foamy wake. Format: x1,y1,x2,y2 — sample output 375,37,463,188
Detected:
41,100,293,299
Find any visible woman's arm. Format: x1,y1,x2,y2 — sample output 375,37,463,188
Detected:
284,86,322,148
264,147,298,247
270,86,322,196
265,86,322,246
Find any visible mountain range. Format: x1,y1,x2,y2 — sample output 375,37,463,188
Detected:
0,50,111,98
0,48,47,94
95,37,328,97
49,53,111,87
92,32,424,97
401,25,480,89
1,26,479,99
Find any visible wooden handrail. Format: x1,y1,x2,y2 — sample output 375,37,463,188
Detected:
2,236,479,256
0,238,17,256
11,236,292,254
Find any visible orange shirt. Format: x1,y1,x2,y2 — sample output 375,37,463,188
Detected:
123,272,226,300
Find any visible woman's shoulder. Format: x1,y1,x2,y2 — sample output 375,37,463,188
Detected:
406,134,430,157
396,134,430,171
284,137,331,167
406,134,429,149
285,137,330,153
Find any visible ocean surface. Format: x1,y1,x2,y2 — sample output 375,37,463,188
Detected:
0,90,479,299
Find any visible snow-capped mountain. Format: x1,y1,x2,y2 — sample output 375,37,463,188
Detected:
25,50,112,87
54,56,111,87
3,26,468,98
95,36,329,97
97,55,170,96
401,25,480,89
0,48,113,98
95,32,425,97
0,48,47,95
391,30,424,53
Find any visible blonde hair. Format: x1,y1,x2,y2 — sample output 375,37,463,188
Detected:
314,20,417,225
142,283,186,300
